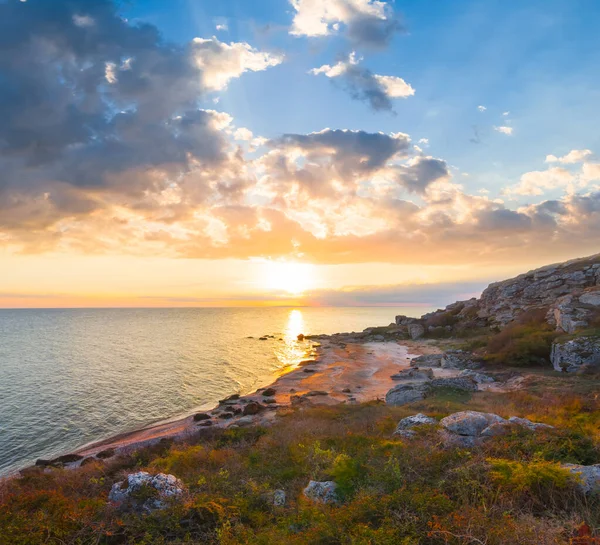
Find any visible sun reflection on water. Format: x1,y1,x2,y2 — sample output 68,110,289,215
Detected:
273,309,313,374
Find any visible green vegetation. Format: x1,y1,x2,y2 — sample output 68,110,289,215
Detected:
1,375,599,544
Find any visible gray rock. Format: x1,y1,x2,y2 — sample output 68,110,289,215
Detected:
562,464,600,494
438,429,477,448
551,336,600,372
303,481,339,504
394,430,417,439
507,416,554,431
407,323,425,340
441,350,481,370
580,291,600,306
428,377,478,392
385,383,428,406
391,368,434,381
440,411,505,436
273,489,286,507
410,354,443,368
458,369,495,383
480,416,553,436
394,413,437,435
109,472,185,512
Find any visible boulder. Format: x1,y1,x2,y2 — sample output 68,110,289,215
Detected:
562,464,600,494
262,388,276,397
385,383,428,406
551,336,600,373
35,453,84,467
507,416,554,431
391,368,434,381
440,411,505,436
394,413,437,436
441,351,481,370
479,416,553,436
407,323,425,340
109,472,185,512
243,402,263,416
96,448,116,459
428,377,478,392
303,481,339,504
273,489,286,507
438,429,477,448
385,377,477,406
458,370,495,383
410,354,443,368
193,413,211,422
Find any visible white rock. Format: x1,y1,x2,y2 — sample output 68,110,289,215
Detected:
303,481,338,504
109,472,185,511
273,489,286,507
394,413,437,433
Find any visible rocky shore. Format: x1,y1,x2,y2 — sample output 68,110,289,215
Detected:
27,253,600,476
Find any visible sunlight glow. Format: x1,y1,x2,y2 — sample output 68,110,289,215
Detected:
263,261,316,295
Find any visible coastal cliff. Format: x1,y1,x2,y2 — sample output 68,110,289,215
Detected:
394,253,600,372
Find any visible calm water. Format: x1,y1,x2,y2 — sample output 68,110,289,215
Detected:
0,306,430,475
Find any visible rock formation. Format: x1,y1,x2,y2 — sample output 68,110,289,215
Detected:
396,254,600,335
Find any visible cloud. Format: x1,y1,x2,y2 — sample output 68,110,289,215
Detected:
477,105,486,112
303,281,487,307
545,149,593,164
311,52,414,111
1,1,600,268
191,37,283,91
289,0,403,48
0,0,281,239
504,167,574,196
494,126,514,135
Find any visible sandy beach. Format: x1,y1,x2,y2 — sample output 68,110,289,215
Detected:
74,338,434,460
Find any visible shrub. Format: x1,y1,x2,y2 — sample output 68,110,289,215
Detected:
485,308,557,366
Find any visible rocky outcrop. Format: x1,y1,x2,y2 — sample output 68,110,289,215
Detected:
396,254,600,336
393,411,554,446
303,481,339,504
109,472,185,512
441,351,481,370
479,257,600,327
550,336,600,373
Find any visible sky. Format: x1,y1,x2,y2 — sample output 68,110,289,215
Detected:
1,0,599,308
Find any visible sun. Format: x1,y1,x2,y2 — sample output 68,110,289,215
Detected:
263,261,316,295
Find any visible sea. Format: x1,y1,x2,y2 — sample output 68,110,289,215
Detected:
0,306,433,476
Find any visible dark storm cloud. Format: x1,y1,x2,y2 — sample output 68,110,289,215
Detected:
346,12,404,49
393,157,450,194
273,129,411,171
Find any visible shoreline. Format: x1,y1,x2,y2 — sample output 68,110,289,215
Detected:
67,337,439,464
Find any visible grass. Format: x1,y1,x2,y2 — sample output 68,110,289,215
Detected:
1,373,599,544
